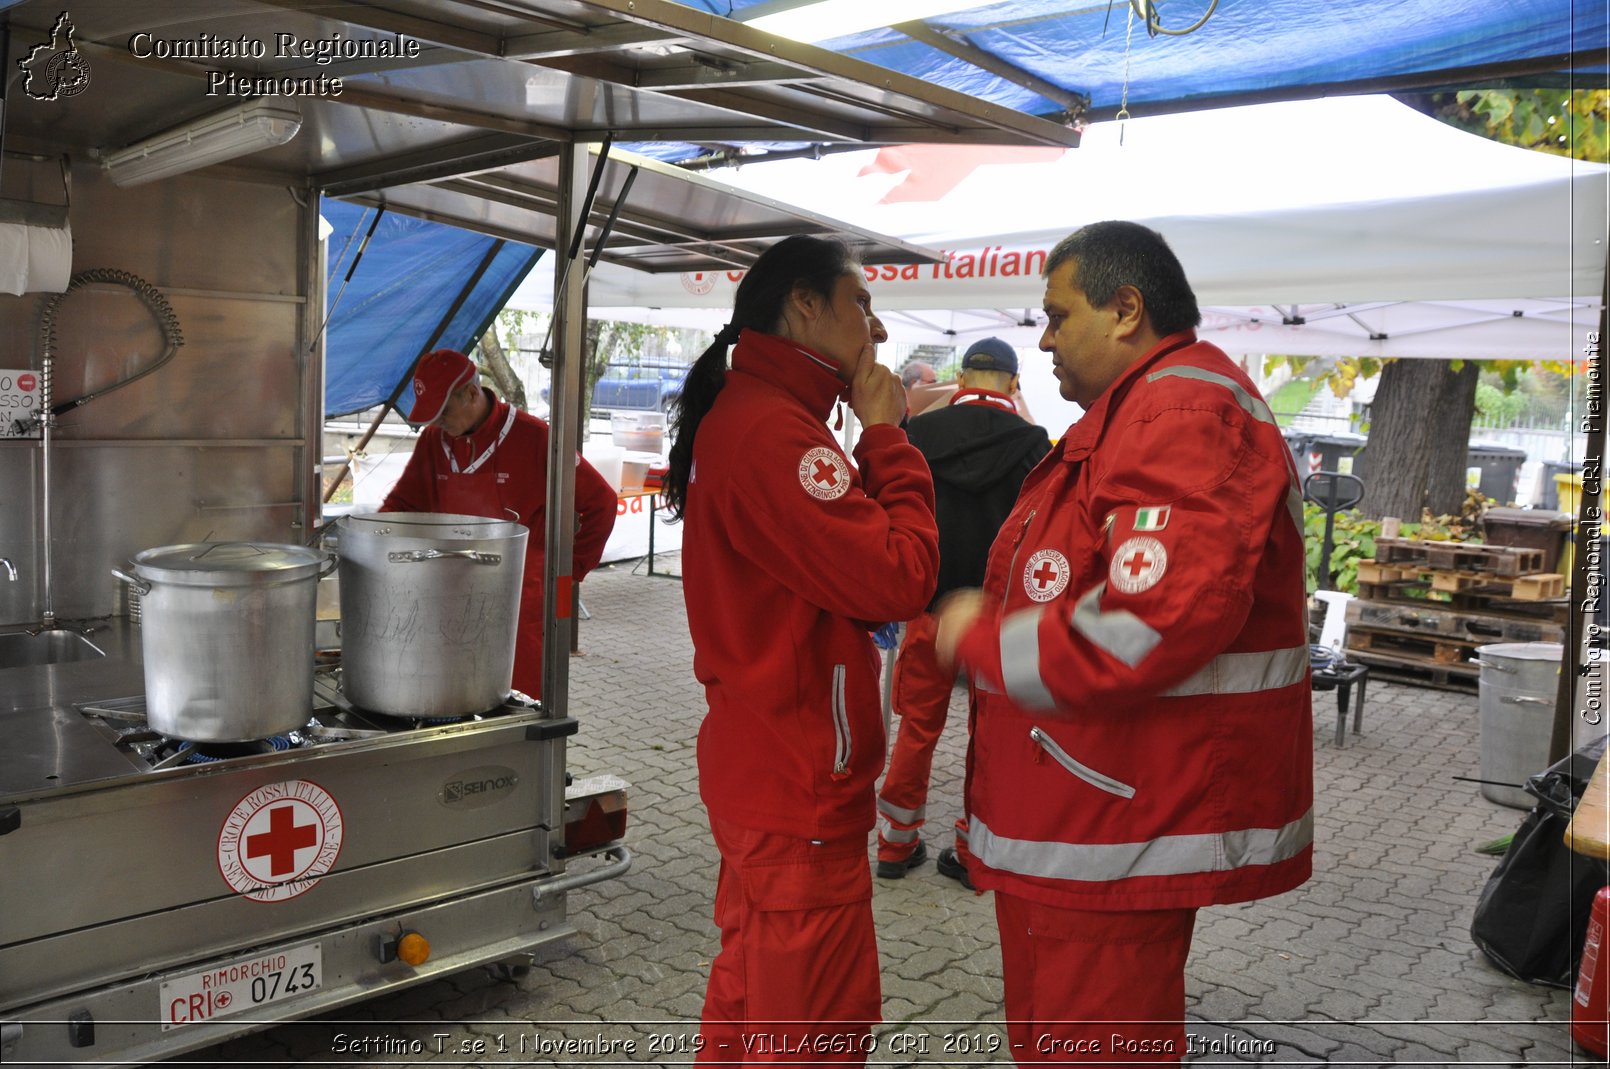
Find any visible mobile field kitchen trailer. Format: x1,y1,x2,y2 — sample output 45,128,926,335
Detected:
0,1,1077,1064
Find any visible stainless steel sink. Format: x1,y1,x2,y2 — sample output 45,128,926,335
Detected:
0,629,107,670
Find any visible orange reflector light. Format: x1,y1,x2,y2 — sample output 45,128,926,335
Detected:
397,931,430,967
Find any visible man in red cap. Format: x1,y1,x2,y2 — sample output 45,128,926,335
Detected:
380,348,618,699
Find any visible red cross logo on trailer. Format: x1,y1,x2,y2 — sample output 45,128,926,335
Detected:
1022,548,1070,602
1110,536,1167,595
217,780,344,903
798,446,851,501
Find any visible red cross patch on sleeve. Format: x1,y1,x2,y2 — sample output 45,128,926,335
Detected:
798,446,851,501
1109,536,1168,594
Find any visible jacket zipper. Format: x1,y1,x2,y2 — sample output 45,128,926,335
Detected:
1002,508,1037,610
831,664,851,776
1029,726,1136,799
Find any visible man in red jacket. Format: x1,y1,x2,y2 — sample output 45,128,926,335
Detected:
936,222,1313,1064
380,348,618,700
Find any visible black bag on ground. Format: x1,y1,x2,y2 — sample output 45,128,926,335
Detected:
1470,736,1609,988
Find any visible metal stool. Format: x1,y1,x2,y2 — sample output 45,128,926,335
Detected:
1311,661,1369,746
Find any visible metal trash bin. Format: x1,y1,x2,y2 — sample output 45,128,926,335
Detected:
1476,642,1562,808
1466,443,1528,505
1539,459,1583,510
1282,430,1311,472
1304,432,1367,476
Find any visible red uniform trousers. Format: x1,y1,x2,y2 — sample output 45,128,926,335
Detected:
512,578,544,700
994,893,1196,1066
697,818,881,1066
876,614,959,863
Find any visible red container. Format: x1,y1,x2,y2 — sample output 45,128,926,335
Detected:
1573,885,1610,1057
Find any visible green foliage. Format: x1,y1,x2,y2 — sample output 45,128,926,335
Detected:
1255,357,1571,431
1305,505,1380,594
1267,376,1323,426
1264,354,1315,378
1474,381,1527,423
1444,89,1610,164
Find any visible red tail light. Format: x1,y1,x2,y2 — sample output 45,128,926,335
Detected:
563,774,629,856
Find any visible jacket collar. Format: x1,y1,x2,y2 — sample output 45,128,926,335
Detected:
730,328,848,422
1059,330,1198,460
951,386,1018,412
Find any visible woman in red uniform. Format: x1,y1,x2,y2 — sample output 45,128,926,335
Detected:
663,235,939,1064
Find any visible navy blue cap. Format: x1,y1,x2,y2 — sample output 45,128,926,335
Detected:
961,337,1018,374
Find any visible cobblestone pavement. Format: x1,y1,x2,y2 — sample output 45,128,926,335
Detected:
189,562,1589,1067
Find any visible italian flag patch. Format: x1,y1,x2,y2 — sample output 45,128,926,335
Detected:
1134,506,1170,531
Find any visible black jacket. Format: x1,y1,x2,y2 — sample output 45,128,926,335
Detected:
906,400,1051,608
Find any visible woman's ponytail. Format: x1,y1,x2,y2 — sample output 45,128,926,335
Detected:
662,334,735,519
661,235,857,520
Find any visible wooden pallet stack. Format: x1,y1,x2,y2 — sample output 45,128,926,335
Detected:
1344,536,1568,690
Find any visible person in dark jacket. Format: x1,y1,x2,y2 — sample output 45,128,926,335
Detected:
875,337,1050,884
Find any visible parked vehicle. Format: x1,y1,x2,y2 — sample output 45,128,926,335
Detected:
591,363,690,413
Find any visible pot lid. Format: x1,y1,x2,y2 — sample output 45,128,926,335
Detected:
340,512,528,539
1475,642,1564,661
131,542,329,586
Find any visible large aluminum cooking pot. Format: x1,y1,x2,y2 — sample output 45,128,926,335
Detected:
112,542,335,742
337,512,528,717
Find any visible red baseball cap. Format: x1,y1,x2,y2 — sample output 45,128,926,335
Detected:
408,348,476,424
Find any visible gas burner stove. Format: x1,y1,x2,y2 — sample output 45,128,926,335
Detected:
74,671,541,773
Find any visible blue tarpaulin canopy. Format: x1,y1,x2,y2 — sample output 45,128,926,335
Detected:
627,0,1607,161
676,0,1606,118
320,200,542,419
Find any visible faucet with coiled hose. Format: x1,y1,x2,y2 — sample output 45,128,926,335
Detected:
31,269,183,629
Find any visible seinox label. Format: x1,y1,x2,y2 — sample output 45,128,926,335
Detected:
438,765,520,809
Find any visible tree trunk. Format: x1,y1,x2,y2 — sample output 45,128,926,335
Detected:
1424,360,1481,515
476,327,528,411
1358,360,1433,520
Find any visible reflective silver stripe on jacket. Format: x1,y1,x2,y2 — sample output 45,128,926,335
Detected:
970,808,1313,883
878,796,923,825
1072,583,1161,668
1000,606,1057,711
1146,365,1304,537
1000,584,1165,710
1147,366,1275,425
1160,644,1310,697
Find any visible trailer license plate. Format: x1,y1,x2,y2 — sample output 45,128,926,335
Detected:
160,942,322,1030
